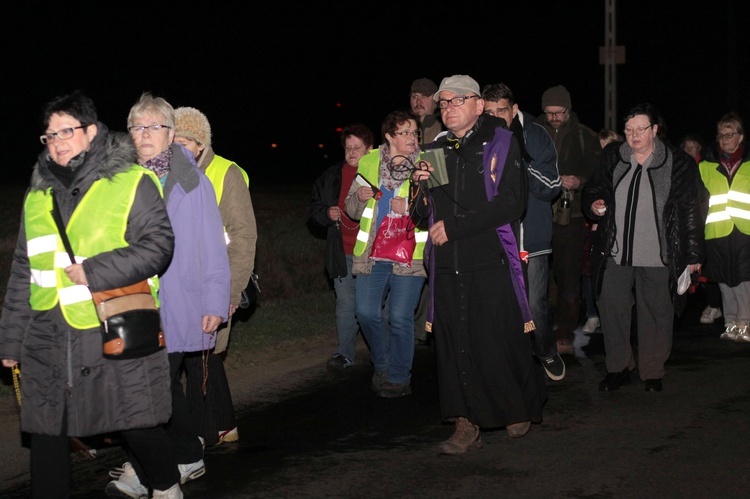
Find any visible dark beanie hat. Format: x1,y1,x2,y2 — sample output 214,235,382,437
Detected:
541,85,572,109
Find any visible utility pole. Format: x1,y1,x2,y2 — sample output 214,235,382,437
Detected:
600,0,624,130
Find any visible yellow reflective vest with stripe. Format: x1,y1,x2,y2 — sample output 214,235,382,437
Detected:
25,166,161,329
352,151,426,260
699,159,750,239
204,154,249,205
203,154,249,245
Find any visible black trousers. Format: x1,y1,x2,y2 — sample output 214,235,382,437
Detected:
184,351,237,446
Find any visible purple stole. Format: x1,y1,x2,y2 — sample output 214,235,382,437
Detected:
425,127,535,334
483,128,535,333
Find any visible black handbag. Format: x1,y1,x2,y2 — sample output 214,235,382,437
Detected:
239,272,261,309
50,191,165,359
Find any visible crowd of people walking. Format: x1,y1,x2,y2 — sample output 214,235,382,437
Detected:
0,70,747,496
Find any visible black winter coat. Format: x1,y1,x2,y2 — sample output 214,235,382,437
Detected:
307,161,347,278
0,124,175,436
581,139,705,315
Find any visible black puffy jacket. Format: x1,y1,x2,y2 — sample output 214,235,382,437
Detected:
581,139,705,315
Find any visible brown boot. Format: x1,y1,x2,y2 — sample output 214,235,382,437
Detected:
438,417,483,455
506,420,530,438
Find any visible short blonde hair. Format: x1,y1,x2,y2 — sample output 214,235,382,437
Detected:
127,92,175,129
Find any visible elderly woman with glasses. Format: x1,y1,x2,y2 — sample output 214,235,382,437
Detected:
698,112,750,343
0,91,178,497
344,109,430,399
105,93,230,498
583,103,704,394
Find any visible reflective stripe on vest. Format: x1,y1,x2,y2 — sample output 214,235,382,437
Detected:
352,150,425,260
204,155,249,244
25,166,161,329
699,159,750,239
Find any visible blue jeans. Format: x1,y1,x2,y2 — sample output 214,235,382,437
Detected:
527,254,556,359
355,261,424,384
333,254,359,361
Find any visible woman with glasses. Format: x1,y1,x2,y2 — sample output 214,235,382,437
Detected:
0,91,179,497
105,93,230,498
582,103,704,393
698,113,750,343
344,110,430,398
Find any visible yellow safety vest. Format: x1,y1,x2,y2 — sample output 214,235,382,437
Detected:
699,159,750,239
352,150,427,259
204,155,249,245
25,166,161,329
204,155,249,205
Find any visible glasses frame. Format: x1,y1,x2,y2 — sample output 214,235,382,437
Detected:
391,130,421,138
437,95,480,110
128,124,172,134
717,132,740,141
544,109,568,118
39,125,89,145
624,124,653,137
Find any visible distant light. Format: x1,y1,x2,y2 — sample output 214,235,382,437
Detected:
317,144,324,149
335,127,343,133
271,143,278,149
336,102,342,108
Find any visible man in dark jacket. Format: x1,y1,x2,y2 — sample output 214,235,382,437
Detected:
483,82,565,381
308,124,374,372
414,75,547,455
582,103,704,393
537,85,601,355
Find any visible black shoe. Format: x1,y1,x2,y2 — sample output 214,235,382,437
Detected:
326,354,353,373
598,368,632,392
644,379,663,392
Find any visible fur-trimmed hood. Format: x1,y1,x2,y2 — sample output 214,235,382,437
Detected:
30,122,138,192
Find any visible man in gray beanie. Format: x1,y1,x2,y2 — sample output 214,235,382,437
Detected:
536,85,601,355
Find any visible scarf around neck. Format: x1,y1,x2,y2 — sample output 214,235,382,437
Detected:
378,144,420,191
720,143,745,179
140,146,173,178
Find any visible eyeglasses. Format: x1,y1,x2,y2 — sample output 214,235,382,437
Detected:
717,132,740,140
624,124,653,136
39,125,89,145
544,109,568,118
128,124,172,135
437,95,480,109
392,130,421,138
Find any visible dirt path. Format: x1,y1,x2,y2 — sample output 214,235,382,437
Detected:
0,325,360,491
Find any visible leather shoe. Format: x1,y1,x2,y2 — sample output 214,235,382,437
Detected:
644,379,663,392
598,369,632,392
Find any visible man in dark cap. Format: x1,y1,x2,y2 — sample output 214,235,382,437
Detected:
536,85,601,355
410,78,444,146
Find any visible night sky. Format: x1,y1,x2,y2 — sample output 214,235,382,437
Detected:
2,2,747,186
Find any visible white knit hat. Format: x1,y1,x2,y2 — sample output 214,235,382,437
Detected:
174,107,212,148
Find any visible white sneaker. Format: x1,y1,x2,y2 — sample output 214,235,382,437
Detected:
152,483,183,499
582,317,600,334
720,323,738,341
734,323,750,343
700,306,722,324
178,459,206,484
105,462,148,499
218,427,239,444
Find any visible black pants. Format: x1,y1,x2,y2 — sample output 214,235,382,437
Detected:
185,351,237,446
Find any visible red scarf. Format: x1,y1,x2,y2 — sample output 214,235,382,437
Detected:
720,143,745,179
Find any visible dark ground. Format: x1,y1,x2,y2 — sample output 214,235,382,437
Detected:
1,292,749,498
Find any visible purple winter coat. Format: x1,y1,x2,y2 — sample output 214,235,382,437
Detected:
160,144,230,352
